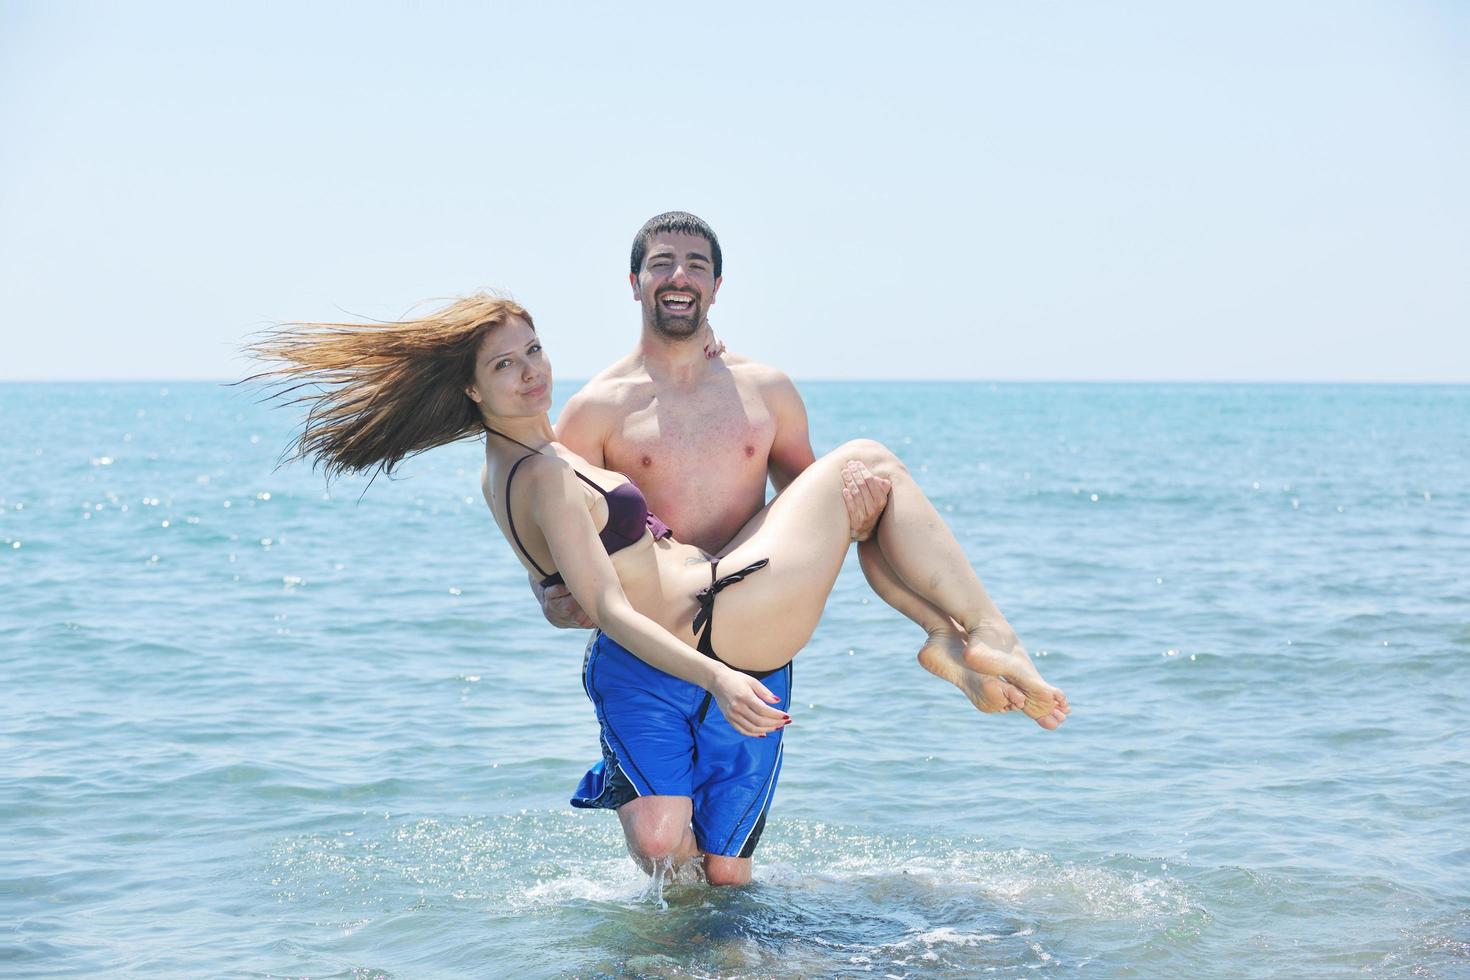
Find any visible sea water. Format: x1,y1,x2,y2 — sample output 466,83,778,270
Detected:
2,381,1467,978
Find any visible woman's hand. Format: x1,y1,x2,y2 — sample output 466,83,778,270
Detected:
710,667,790,737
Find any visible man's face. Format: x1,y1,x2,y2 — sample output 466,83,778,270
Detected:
630,230,721,339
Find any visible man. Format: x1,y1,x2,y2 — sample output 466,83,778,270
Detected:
536,211,889,886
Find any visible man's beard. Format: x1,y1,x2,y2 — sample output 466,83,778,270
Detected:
649,295,706,339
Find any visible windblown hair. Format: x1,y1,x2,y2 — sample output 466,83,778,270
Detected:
247,293,532,480
630,210,723,279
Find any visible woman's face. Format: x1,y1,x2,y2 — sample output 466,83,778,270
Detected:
465,316,552,419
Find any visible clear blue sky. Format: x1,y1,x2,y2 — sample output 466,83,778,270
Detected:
2,1,1466,382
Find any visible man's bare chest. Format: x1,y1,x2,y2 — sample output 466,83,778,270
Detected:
608,388,776,480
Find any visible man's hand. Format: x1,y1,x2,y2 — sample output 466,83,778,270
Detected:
841,460,891,542
534,577,596,629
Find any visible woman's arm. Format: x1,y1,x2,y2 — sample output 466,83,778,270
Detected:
521,458,789,737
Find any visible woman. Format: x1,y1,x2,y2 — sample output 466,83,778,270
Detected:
253,294,1069,739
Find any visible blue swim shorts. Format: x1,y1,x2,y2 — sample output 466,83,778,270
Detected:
572,630,792,859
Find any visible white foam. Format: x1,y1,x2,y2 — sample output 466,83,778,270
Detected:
514,860,646,908
755,833,1196,926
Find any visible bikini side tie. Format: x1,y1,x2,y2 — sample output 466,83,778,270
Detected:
692,558,770,638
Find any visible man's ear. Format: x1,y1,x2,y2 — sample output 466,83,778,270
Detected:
629,271,641,301
709,275,722,305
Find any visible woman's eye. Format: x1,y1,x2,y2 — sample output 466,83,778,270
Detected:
495,359,512,370
528,344,542,355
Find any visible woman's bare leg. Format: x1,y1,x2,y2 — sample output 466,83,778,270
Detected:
852,442,1068,721
713,441,1068,724
857,539,1045,723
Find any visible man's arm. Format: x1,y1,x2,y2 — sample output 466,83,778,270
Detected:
763,369,889,540
764,369,817,494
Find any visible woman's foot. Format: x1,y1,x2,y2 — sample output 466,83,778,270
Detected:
917,628,1026,715
963,626,1069,730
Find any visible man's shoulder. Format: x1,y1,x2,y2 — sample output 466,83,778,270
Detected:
723,353,800,400
722,352,791,383
566,354,650,408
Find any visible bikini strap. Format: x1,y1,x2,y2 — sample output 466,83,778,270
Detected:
486,426,543,455
503,453,551,579
570,469,610,498
488,426,609,498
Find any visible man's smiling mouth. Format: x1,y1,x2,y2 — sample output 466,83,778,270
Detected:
658,292,696,313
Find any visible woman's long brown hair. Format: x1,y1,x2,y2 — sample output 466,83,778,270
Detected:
246,293,533,480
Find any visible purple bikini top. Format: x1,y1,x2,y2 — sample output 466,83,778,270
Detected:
498,445,672,590
600,479,673,553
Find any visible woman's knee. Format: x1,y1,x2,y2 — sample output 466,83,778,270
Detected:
836,438,905,475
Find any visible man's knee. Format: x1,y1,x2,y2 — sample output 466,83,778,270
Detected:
618,797,694,862
625,822,687,862
703,856,752,887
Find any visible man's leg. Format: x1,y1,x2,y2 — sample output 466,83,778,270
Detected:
703,854,752,886
616,796,701,873
578,632,782,887
576,632,707,877
618,799,753,885
687,660,791,885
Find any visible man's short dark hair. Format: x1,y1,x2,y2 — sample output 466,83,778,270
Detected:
630,211,722,279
